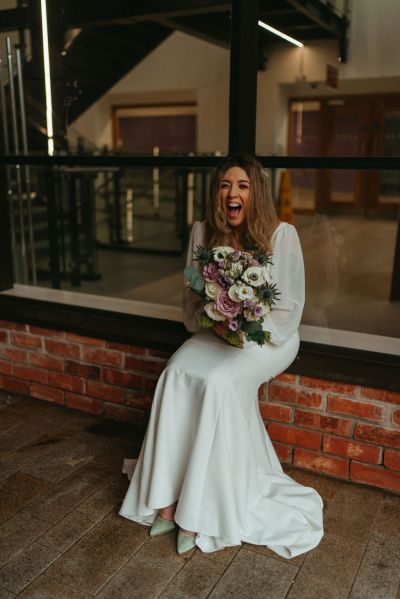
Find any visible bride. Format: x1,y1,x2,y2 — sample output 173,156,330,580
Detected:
119,154,324,557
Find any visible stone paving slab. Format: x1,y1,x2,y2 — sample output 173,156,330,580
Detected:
0,394,399,599
37,510,99,554
27,463,115,524
97,532,186,599
0,473,50,525
46,509,148,595
161,553,226,599
15,575,92,599
208,546,298,599
0,512,51,568
0,542,60,595
348,532,400,599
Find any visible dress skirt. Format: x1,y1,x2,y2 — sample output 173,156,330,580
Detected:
119,329,324,558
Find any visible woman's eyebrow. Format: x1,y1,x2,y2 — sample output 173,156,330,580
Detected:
220,178,250,183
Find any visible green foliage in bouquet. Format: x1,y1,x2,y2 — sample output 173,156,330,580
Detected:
198,313,214,328
193,245,214,267
184,266,205,296
225,331,243,347
241,320,271,346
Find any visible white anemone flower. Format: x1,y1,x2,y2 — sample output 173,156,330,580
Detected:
204,302,226,321
242,266,271,287
228,282,255,302
205,281,221,300
213,246,235,261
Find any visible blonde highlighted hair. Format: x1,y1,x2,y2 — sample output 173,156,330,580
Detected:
206,154,279,253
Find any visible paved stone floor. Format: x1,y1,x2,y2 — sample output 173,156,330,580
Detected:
0,391,399,599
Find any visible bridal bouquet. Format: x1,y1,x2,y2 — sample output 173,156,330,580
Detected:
184,245,280,347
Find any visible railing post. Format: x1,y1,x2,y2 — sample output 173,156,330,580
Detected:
45,165,61,289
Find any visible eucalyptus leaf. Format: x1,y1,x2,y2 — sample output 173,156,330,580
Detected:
184,266,205,296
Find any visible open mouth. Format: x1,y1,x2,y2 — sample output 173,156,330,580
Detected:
226,202,242,218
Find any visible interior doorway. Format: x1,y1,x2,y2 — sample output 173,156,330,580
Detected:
288,94,400,216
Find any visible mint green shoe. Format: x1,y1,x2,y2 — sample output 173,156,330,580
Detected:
149,514,176,537
177,529,196,555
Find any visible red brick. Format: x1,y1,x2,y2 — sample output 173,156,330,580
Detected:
45,339,80,359
393,410,400,426
103,402,146,425
271,441,292,464
144,378,158,394
86,381,126,404
30,353,63,372
30,383,64,405
66,393,104,415
0,347,28,363
125,356,165,376
0,360,12,375
0,376,29,394
300,376,356,396
48,372,85,393
65,332,105,346
126,390,153,410
294,448,349,478
106,341,146,354
354,423,400,449
83,347,122,368
10,333,42,349
350,462,400,494
65,361,100,380
323,435,381,465
0,331,8,342
102,368,144,389
259,402,293,423
0,321,26,330
295,409,353,436
14,365,48,384
384,449,400,472
361,387,400,406
327,396,384,422
147,348,171,359
267,423,321,450
268,382,323,408
273,372,297,384
28,326,64,337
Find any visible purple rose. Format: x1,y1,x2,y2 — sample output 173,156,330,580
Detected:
215,289,241,318
203,262,220,282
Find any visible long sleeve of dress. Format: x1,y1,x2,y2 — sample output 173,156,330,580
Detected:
182,221,203,333
262,223,305,345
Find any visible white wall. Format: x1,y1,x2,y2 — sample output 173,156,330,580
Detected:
70,32,230,152
69,0,400,154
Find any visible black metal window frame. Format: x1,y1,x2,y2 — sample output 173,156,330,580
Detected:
0,153,399,392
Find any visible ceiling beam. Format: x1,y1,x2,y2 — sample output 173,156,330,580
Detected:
156,14,229,48
285,0,347,37
0,7,29,32
63,0,230,29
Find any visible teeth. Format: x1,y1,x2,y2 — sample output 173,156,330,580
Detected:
227,203,241,208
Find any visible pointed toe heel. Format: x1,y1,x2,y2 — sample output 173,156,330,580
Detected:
177,529,196,555
149,514,176,537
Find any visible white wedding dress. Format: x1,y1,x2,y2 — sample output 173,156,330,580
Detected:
119,221,324,558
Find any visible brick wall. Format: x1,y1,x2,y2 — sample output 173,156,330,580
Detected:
1,319,399,494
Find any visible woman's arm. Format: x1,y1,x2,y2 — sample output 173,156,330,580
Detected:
182,221,203,333
261,223,305,345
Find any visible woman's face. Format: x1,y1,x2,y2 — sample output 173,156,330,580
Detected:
219,166,250,228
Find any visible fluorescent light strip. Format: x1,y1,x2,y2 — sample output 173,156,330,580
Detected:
258,19,304,48
40,0,54,155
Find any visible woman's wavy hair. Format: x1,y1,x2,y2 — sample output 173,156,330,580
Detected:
206,153,279,253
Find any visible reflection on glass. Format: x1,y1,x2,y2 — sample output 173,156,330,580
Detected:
379,112,400,205
289,102,320,210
